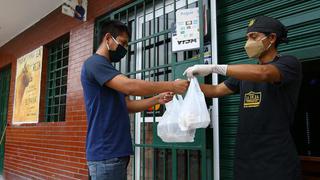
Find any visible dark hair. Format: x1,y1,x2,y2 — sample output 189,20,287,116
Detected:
263,32,280,48
99,20,131,44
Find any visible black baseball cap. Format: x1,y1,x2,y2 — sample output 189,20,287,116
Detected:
247,16,288,43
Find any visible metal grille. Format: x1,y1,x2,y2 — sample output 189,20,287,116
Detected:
45,38,69,122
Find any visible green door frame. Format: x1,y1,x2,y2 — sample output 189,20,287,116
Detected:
0,65,11,175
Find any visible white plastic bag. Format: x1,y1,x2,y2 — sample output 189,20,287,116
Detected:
157,95,195,143
178,77,210,130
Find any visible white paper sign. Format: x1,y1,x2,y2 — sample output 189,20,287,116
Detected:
172,8,200,52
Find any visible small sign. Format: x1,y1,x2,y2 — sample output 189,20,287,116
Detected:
172,8,200,52
62,0,88,21
143,104,164,118
195,44,212,64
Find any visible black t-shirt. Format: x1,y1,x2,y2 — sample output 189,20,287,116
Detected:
224,55,302,180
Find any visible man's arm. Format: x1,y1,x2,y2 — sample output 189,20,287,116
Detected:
226,64,281,83
125,92,173,113
200,82,234,98
184,64,281,83
105,74,188,96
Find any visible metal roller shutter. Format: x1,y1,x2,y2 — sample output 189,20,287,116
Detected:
217,0,320,179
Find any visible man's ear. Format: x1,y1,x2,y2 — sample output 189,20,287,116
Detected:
269,33,277,44
103,33,114,49
104,33,112,43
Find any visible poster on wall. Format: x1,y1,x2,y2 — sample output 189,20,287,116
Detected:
172,8,200,52
62,0,88,21
12,46,43,124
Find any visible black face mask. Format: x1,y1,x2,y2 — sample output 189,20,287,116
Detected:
107,36,127,63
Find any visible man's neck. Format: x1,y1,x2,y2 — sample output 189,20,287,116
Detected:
258,48,278,64
96,46,111,62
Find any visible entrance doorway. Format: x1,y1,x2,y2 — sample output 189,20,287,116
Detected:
292,60,320,179
95,0,213,179
0,65,11,175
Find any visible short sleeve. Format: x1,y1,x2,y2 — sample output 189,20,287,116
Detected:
224,77,240,93
270,55,302,85
85,58,121,86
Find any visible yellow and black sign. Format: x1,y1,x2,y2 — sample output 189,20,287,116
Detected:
143,104,164,117
244,91,261,108
13,46,43,124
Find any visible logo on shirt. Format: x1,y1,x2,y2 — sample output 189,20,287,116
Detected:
244,91,261,108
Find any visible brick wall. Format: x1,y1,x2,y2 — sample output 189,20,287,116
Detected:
0,0,131,179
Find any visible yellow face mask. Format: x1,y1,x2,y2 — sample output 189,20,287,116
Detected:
244,37,271,59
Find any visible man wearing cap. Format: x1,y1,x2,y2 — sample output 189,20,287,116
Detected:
184,16,301,179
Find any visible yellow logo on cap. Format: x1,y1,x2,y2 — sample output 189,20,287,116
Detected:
248,19,255,27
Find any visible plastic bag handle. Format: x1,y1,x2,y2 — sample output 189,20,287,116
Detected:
190,77,201,93
176,94,183,101
175,94,184,105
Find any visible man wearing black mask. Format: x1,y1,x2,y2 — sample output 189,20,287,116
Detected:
81,20,189,180
184,16,302,179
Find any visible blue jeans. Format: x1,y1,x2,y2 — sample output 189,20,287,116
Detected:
87,156,130,180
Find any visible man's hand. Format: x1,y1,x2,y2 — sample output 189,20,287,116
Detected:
183,65,214,78
126,92,174,113
183,64,228,78
172,79,189,94
156,92,174,104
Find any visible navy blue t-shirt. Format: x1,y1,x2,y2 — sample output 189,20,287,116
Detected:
81,54,133,161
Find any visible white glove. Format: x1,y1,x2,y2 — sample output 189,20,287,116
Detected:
183,64,228,78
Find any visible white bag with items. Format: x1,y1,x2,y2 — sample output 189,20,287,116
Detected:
157,95,195,143
178,77,210,130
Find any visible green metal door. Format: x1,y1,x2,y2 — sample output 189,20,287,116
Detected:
95,0,213,179
217,1,320,179
0,65,11,174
